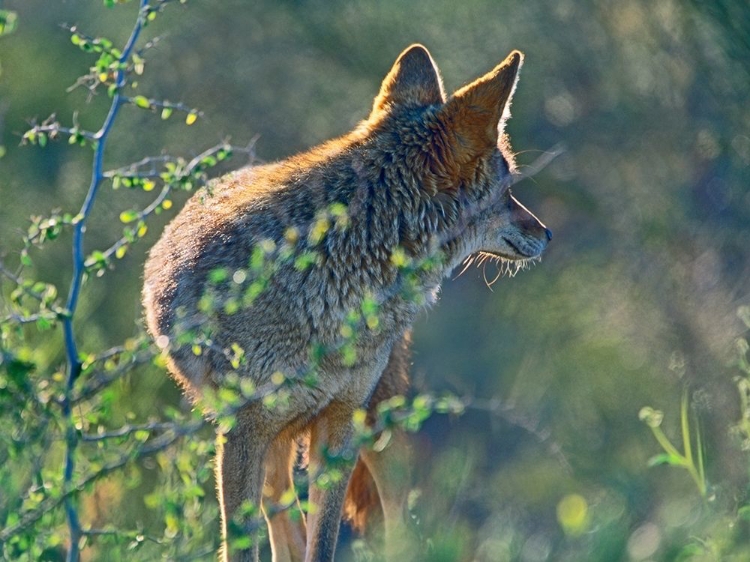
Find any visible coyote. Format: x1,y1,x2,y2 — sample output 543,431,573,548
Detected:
143,44,550,562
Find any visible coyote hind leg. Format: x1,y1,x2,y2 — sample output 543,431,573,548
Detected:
345,331,415,558
264,436,306,562
359,431,416,560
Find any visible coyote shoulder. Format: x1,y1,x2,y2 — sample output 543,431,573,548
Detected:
143,44,550,562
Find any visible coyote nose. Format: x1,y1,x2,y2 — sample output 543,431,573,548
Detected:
545,228,553,241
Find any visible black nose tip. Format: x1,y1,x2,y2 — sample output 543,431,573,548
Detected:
545,228,553,241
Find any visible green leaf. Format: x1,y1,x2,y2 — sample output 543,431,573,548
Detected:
0,10,18,36
160,107,173,120
208,268,228,283
647,453,682,467
133,95,151,109
119,209,139,223
87,250,108,271
231,536,252,550
132,54,145,75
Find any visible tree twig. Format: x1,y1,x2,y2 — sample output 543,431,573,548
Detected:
60,3,150,560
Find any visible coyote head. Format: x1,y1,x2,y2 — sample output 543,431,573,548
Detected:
366,45,551,276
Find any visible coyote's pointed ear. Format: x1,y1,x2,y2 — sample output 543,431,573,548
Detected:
371,44,446,116
441,51,523,158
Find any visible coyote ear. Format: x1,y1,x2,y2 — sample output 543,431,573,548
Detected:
371,44,446,115
441,50,523,157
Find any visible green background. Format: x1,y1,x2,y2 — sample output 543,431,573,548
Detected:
1,1,749,560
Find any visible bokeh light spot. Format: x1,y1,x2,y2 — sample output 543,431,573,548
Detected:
556,493,589,536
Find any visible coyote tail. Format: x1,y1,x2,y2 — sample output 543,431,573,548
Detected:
344,459,381,533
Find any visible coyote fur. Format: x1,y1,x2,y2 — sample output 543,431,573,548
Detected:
143,44,550,561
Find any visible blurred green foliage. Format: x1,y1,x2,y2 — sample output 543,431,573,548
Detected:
1,0,750,560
